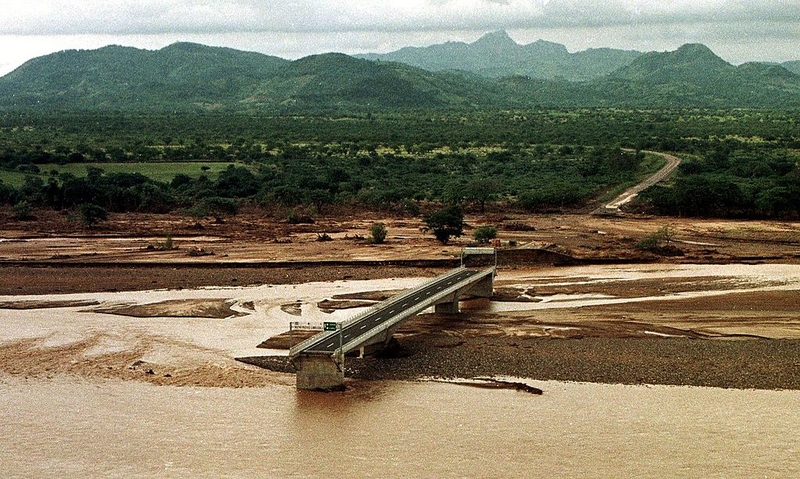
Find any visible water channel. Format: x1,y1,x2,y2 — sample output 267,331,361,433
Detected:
2,263,799,477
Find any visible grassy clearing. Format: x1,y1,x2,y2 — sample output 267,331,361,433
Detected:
1,162,247,187
0,170,30,188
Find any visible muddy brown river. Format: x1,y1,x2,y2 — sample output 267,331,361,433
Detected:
2,376,799,477
2,263,800,477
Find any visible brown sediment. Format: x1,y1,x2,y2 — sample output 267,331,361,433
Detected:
0,335,293,388
91,298,247,319
242,335,800,391
2,210,800,390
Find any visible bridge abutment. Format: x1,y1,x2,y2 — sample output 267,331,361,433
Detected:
293,355,345,391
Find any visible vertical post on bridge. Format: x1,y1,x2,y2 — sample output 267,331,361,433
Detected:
336,322,344,373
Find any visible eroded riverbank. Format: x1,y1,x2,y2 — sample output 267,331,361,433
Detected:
1,263,799,389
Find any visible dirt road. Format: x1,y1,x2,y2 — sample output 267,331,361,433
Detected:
593,151,682,215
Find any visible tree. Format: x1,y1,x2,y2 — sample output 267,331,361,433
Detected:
473,225,497,244
424,205,464,244
465,179,501,212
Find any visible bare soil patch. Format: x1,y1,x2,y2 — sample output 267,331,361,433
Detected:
0,299,100,310
92,299,248,319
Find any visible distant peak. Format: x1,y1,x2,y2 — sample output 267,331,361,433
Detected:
162,42,209,51
525,39,569,55
675,43,715,55
672,43,730,66
472,30,517,48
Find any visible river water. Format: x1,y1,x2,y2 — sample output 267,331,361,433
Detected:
2,263,800,477
2,376,798,478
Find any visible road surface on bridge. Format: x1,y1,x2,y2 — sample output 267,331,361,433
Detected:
293,268,489,356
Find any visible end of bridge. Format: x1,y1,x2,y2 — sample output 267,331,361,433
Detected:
293,354,345,391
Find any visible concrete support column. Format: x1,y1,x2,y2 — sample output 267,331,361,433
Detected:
468,273,494,298
435,298,460,313
293,355,345,391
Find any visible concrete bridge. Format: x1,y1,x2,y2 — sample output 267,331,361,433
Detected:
288,266,495,390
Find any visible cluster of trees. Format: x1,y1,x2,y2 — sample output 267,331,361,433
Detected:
642,144,800,218
0,147,642,219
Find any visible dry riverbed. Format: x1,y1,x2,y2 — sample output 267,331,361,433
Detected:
1,209,799,390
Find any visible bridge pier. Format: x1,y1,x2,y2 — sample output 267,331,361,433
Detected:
468,272,494,298
434,272,494,313
293,355,345,391
434,299,460,313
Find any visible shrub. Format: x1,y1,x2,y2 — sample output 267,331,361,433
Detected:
369,222,388,244
12,201,34,221
635,226,683,256
190,197,238,219
286,209,315,224
76,203,108,227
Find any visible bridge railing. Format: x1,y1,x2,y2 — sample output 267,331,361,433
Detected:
338,267,495,354
288,267,471,358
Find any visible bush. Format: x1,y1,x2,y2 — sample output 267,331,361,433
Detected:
286,209,315,224
635,226,683,256
76,203,108,227
369,222,388,244
190,197,238,219
12,201,34,221
473,225,497,244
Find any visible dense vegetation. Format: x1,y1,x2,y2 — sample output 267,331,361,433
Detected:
1,109,798,221
2,41,800,112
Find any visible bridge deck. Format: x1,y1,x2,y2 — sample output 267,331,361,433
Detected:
289,267,494,358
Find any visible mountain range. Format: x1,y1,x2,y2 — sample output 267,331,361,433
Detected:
357,30,642,81
1,32,800,112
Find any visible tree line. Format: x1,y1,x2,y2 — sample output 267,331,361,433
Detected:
1,109,799,221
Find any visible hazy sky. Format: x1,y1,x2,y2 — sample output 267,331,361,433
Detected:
2,0,799,75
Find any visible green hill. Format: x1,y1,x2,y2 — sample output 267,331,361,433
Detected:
597,44,800,108
244,53,499,110
0,43,289,110
783,61,800,75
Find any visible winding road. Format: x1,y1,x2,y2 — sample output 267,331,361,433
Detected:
592,151,682,215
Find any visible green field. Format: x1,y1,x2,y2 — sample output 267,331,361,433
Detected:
0,162,245,188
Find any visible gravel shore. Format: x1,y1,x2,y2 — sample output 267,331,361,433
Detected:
0,264,442,295
242,336,800,390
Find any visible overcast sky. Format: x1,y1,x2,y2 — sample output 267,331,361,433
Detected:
2,0,799,75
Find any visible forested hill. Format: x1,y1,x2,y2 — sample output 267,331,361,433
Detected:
0,43,290,110
783,61,800,75
1,41,800,111
0,44,499,111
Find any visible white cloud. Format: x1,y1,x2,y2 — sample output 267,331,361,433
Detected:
3,0,799,35
0,0,800,35
0,0,799,75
